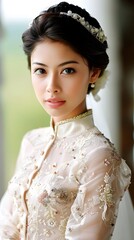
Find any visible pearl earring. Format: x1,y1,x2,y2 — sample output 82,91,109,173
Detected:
91,83,95,88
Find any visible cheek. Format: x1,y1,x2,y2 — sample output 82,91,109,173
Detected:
74,80,89,95
32,81,45,104
32,78,44,94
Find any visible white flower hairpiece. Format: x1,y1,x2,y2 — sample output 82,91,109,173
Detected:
60,10,107,43
91,70,110,101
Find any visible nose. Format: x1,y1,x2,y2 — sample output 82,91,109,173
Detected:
46,73,60,94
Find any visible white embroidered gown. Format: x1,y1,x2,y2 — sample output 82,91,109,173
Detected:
0,110,131,240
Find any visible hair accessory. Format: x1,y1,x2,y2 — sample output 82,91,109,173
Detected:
60,10,107,43
90,83,95,88
91,70,109,101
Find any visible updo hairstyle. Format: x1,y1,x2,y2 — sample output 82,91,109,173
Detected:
22,1,109,92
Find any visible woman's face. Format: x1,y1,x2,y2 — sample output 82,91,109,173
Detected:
31,39,98,123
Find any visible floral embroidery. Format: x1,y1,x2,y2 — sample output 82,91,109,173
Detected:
59,218,68,233
74,172,115,221
38,190,49,205
33,188,77,236
6,111,130,240
54,129,96,154
98,173,114,208
97,173,115,220
38,188,77,206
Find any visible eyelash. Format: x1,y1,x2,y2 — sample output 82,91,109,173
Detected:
34,68,46,75
33,67,76,75
62,68,75,74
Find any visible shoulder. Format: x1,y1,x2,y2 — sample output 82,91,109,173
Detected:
84,128,131,196
25,127,50,140
85,126,117,153
21,126,51,149
15,127,52,169
81,126,125,174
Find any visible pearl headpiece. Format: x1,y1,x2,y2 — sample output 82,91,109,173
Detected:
60,10,107,43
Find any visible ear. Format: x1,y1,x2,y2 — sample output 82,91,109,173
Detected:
89,68,101,84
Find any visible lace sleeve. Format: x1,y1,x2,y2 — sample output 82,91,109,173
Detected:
0,191,20,240
0,132,33,240
65,147,131,240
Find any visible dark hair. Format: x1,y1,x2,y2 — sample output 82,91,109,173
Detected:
22,1,109,92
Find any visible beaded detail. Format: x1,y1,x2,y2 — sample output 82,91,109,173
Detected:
2,111,131,240
55,109,92,127
60,10,107,43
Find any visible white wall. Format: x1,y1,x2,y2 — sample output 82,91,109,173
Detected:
85,0,121,149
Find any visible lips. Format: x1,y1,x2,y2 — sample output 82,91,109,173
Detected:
45,98,66,108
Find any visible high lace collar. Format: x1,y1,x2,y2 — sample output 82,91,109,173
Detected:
50,109,94,138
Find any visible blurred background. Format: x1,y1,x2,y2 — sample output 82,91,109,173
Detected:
0,0,133,208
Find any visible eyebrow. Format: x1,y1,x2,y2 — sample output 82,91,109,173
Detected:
32,60,79,67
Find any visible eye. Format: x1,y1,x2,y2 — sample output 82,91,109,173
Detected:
34,68,46,75
62,68,75,75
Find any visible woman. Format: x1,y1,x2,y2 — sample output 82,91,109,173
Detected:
0,2,131,239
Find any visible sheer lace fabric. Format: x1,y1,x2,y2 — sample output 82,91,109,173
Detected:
0,110,131,240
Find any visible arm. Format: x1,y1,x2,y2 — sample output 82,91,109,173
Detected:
0,132,33,240
65,147,131,240
0,191,20,240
